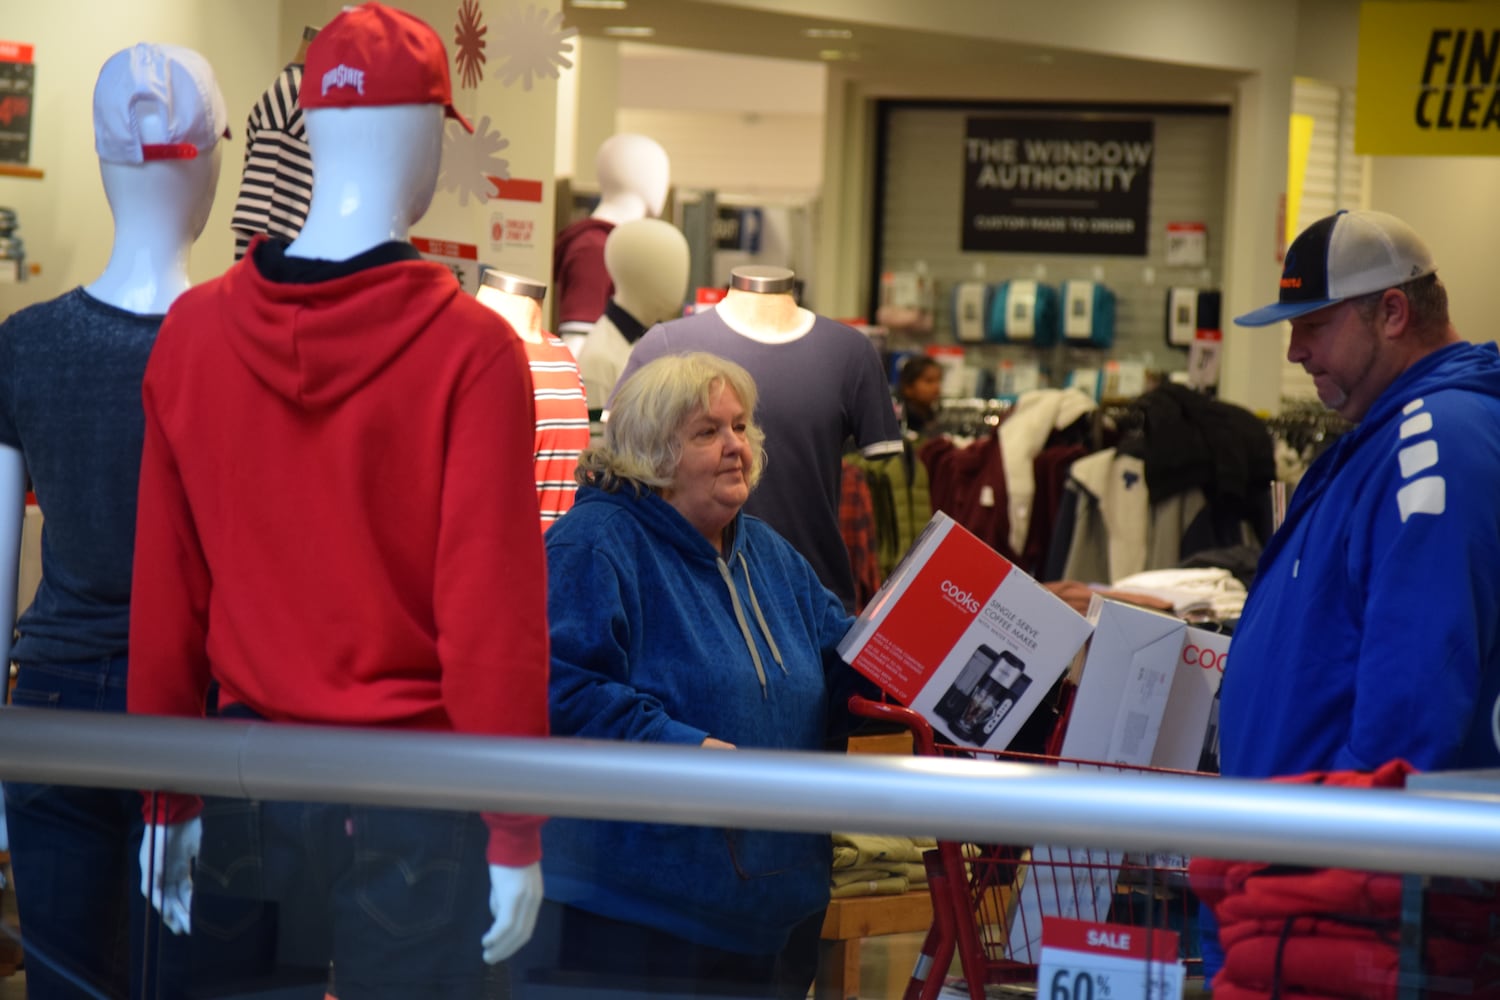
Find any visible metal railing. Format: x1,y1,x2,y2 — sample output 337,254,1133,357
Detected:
1,707,1498,878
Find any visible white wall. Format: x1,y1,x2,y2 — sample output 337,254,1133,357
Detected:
617,108,823,196
0,1,284,317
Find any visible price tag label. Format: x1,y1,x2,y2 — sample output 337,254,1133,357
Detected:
1038,917,1184,999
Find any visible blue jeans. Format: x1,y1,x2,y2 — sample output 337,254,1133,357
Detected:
6,658,199,999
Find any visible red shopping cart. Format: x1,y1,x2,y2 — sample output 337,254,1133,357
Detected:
847,693,1209,1000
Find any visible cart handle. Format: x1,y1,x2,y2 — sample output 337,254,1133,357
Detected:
847,695,939,756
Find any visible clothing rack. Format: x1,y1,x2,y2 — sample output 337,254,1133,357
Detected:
930,397,1011,439
1266,400,1351,456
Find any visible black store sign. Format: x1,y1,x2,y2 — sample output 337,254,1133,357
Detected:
962,117,1154,256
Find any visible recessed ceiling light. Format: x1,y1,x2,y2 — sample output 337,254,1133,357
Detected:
802,27,853,40
818,49,845,61
570,1,627,9
603,25,656,37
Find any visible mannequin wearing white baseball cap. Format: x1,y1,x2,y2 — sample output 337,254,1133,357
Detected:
0,41,229,1000
553,133,671,350
127,3,548,993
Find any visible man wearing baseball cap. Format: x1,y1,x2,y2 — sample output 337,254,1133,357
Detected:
127,4,547,996
1204,211,1500,983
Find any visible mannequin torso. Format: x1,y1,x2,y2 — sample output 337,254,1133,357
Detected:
476,273,590,527
134,88,546,969
614,268,904,611
713,288,814,343
476,284,544,343
0,41,226,997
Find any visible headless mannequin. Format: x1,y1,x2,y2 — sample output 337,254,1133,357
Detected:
578,218,689,409
0,118,220,851
714,267,815,343
145,104,543,965
477,270,591,528
554,133,670,347
476,272,546,344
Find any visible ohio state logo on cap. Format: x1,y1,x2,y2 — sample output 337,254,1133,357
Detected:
321,64,366,97
300,2,473,133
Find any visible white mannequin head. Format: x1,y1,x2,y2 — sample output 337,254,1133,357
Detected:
288,2,470,261
85,43,228,314
289,105,444,260
592,134,670,225
604,218,690,326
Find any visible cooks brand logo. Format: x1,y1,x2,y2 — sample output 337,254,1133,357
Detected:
940,579,982,614
1182,643,1227,674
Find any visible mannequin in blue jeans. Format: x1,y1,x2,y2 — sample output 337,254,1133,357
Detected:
0,43,265,1000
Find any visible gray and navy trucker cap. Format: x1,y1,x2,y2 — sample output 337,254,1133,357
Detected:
1234,209,1437,327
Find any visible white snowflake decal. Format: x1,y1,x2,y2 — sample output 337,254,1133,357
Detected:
492,4,576,91
439,116,512,206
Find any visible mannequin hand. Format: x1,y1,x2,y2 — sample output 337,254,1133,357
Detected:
701,737,737,750
140,818,201,935
481,861,542,965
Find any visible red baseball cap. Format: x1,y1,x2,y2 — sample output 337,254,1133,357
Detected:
301,2,473,133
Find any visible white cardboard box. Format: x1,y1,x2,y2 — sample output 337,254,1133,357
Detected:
1009,598,1186,964
1060,597,1185,766
838,512,1094,750
1150,625,1229,772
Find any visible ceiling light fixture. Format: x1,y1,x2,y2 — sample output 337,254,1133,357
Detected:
570,1,628,9
603,25,656,37
802,27,853,39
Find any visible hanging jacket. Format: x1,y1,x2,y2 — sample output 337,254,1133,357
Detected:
542,485,862,955
849,443,933,580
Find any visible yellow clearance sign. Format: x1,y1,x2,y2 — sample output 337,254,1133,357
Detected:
1358,1,1500,155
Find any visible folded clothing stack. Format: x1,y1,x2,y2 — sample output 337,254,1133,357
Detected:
831,833,937,898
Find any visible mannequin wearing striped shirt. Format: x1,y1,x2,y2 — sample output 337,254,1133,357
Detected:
477,271,590,528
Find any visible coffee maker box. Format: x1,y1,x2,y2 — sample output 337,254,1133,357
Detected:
1150,625,1230,772
837,512,1093,750
1060,597,1185,766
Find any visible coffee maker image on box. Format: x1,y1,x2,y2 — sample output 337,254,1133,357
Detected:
935,645,1032,746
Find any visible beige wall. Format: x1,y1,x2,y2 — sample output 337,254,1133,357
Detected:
0,0,558,318
0,1,283,316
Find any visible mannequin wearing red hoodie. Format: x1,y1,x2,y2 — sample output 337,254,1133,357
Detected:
127,4,548,994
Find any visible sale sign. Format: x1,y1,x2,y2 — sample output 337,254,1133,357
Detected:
1038,917,1183,1000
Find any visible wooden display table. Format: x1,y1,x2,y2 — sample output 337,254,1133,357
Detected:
816,888,932,1000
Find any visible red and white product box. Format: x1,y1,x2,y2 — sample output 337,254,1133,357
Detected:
1151,624,1229,772
837,512,1093,750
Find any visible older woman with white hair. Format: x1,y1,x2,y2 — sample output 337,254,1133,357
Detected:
517,351,868,998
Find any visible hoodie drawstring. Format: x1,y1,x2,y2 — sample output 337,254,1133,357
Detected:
716,552,786,699
738,551,786,676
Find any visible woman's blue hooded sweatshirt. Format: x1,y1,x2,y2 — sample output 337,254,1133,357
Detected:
541,484,861,955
